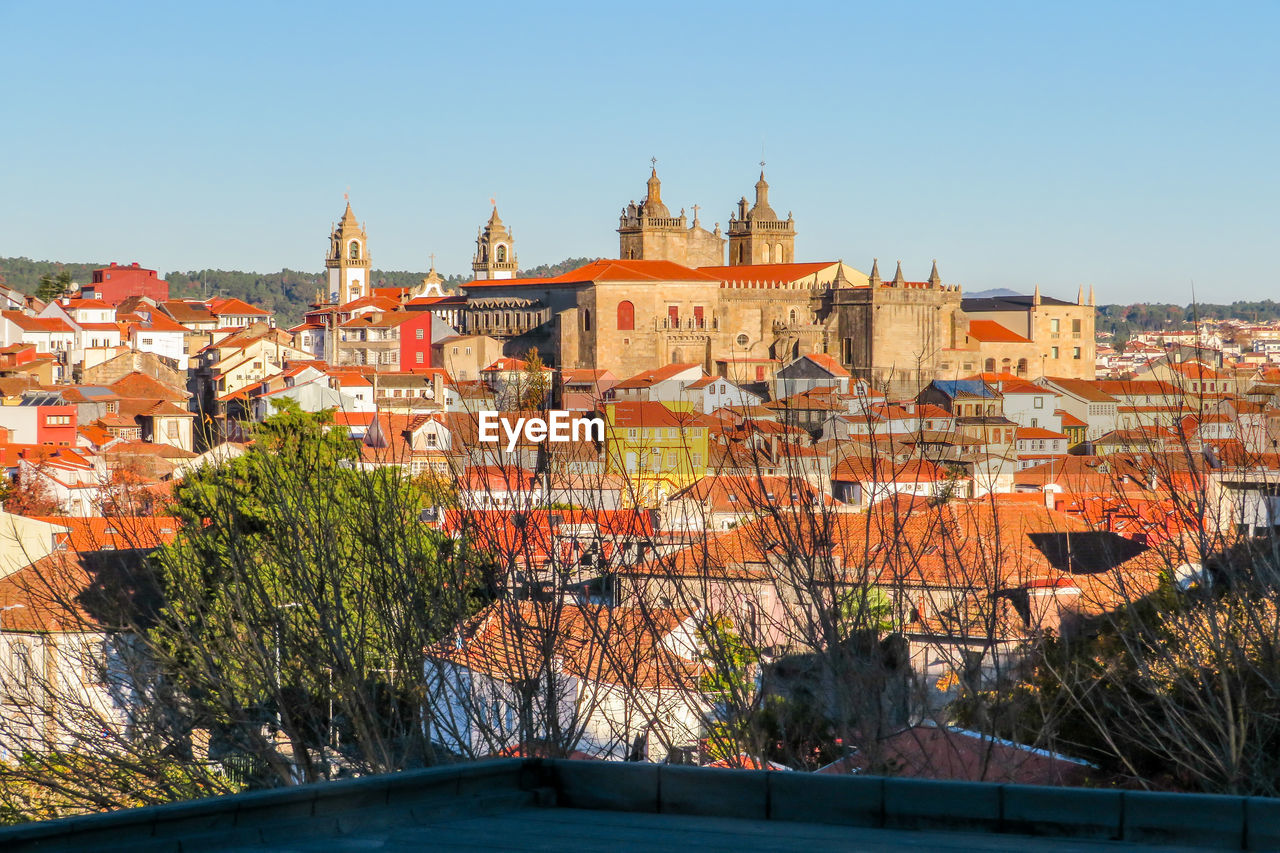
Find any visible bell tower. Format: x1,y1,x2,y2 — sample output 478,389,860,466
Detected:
727,165,796,266
325,200,371,304
472,206,519,280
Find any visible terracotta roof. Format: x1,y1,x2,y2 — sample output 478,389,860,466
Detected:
967,320,1031,343
109,372,188,403
608,402,708,429
1043,377,1117,403
468,258,722,287
797,352,852,378
1015,427,1069,440
697,261,838,283
831,457,950,484
2,311,73,334
819,725,1090,785
207,297,270,316
433,601,705,692
613,363,703,390
132,312,188,333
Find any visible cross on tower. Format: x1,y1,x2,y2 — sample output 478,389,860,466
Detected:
760,160,766,171
429,252,436,268
651,156,657,169
691,204,700,221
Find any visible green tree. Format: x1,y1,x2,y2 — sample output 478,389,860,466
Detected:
35,270,73,303
146,405,489,785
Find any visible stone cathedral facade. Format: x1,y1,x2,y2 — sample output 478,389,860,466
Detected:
430,168,1096,395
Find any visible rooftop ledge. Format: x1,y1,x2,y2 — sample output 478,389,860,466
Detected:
0,758,1276,851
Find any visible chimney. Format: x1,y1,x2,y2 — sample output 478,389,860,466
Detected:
1043,485,1058,511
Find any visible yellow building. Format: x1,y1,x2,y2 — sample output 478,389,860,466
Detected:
603,400,709,506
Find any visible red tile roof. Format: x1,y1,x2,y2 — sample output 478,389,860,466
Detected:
967,320,1031,343
207,297,270,316
697,261,838,284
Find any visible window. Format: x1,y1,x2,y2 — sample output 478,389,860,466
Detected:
737,333,751,347
465,347,471,355
1072,319,1082,334
416,352,424,364
1073,347,1081,360
1031,417,1038,428
1034,396,1044,409
616,300,634,331
668,306,679,327
583,309,591,331
1050,318,1060,333
496,245,507,263
1051,347,1060,359
627,428,637,439
452,347,459,355
142,337,154,346
415,328,424,340
349,241,360,260
167,420,179,439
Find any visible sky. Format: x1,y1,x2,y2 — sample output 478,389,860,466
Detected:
1,0,1276,304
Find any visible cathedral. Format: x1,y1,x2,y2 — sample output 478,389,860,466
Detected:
312,169,1097,396
453,166,1097,395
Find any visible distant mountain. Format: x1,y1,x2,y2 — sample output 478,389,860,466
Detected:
965,288,1024,299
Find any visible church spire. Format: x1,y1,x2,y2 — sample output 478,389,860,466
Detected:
928,259,941,287
869,258,882,286
1077,285,1084,305
1089,284,1096,306
1033,283,1041,306
892,260,906,287
641,159,670,218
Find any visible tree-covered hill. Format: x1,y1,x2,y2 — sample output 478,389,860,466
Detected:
517,257,601,279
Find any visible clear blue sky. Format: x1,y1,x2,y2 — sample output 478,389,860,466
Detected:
2,1,1276,304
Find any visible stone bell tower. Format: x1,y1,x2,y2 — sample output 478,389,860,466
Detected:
727,166,796,266
325,200,372,304
472,206,519,280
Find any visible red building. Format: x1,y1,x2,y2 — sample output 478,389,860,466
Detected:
36,403,77,446
398,312,436,369
80,262,169,305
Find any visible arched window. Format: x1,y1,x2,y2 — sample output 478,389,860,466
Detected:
349,241,360,260
1017,358,1028,376
762,244,771,263
736,245,744,264
617,300,635,331
496,245,507,263
984,358,996,372
788,308,797,325
583,309,591,331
